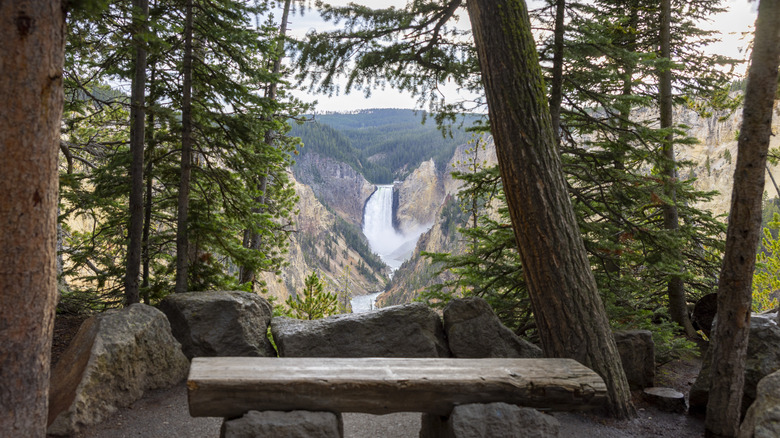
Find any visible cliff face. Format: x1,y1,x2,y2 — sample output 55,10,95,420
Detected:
379,140,498,306
676,105,780,215
395,159,445,234
394,139,499,235
293,152,375,226
259,175,387,305
443,139,499,195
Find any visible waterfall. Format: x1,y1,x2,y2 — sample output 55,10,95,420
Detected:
354,184,432,312
362,185,428,272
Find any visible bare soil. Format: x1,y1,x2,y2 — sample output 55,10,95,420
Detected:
49,314,708,437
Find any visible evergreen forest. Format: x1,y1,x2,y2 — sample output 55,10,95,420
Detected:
290,108,476,183
1,0,779,436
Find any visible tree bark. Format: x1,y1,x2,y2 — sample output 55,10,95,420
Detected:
0,1,65,435
125,0,149,305
705,1,780,436
141,77,156,303
659,0,696,338
175,0,194,293
466,0,635,419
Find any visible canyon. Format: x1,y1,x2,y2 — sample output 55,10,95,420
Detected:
264,105,780,309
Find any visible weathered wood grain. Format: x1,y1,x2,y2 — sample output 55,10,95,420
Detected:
188,357,606,417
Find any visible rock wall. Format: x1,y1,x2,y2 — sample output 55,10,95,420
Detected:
634,104,780,216
379,140,497,306
293,152,375,226
259,175,387,305
379,105,780,308
395,159,445,234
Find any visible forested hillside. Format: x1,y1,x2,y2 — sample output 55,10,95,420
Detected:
290,109,476,183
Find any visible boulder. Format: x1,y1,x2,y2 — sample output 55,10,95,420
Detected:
692,293,718,337
739,370,780,438
421,403,560,438
159,291,275,359
442,297,541,358
47,304,189,436
271,303,450,358
642,387,686,413
220,410,343,438
613,330,655,389
690,313,780,415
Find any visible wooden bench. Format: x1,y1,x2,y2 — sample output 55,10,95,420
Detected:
187,357,606,418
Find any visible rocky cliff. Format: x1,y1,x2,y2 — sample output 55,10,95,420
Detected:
285,104,780,310
259,175,387,305
676,105,780,215
293,152,375,226
394,159,445,234
379,140,498,307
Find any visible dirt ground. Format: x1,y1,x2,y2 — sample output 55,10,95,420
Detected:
49,314,708,437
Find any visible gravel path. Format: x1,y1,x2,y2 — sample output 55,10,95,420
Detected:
68,384,421,438
66,382,706,438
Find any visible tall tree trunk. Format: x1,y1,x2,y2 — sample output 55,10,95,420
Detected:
239,0,292,285
141,72,156,304
141,155,153,303
705,2,780,436
175,0,194,293
125,0,149,305
549,0,565,147
659,0,696,337
466,0,635,419
0,1,65,434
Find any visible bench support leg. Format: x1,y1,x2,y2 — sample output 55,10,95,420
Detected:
220,410,343,438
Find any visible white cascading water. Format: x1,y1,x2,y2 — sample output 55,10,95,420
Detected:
362,185,414,271
352,184,432,313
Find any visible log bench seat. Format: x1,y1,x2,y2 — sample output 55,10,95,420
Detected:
187,357,607,418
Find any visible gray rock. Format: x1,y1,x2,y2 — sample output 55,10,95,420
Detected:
221,410,343,438
613,330,655,389
739,370,780,438
443,297,542,359
690,313,780,415
47,304,189,436
159,291,275,359
271,303,450,358
643,387,686,413
421,403,559,438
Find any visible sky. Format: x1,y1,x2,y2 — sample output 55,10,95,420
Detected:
283,0,759,112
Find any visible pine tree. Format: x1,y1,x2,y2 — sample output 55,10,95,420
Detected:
59,0,305,306
285,272,339,320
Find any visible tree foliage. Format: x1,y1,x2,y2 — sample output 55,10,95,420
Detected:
284,271,339,319
296,1,733,345
58,0,306,309
753,212,780,312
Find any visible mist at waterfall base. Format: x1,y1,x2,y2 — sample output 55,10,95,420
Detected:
362,185,431,270
350,185,432,313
